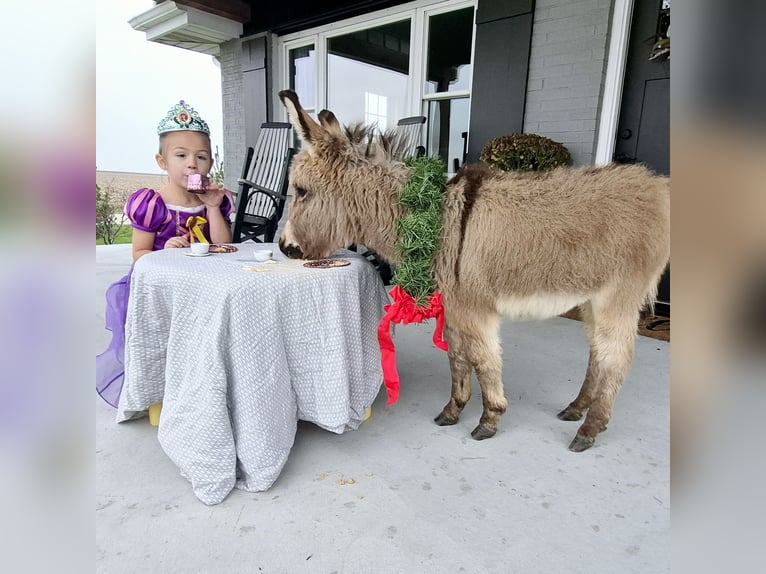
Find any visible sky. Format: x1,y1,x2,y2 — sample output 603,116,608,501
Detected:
96,1,223,174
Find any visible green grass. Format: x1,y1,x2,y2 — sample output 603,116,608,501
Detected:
97,225,133,245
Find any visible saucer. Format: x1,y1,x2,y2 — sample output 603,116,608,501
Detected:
184,251,211,257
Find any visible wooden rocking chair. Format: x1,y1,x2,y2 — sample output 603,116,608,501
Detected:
395,115,426,159
231,122,294,244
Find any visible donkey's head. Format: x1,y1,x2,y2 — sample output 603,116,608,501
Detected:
276,90,359,259
277,89,411,261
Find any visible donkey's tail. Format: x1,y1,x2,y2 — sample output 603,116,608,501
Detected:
642,175,670,316
643,279,660,317
641,255,670,317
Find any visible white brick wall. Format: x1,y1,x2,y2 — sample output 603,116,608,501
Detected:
219,39,246,194
524,0,612,166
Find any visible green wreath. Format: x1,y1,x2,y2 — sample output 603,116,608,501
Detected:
392,157,448,307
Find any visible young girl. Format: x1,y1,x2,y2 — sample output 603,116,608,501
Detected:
96,101,233,407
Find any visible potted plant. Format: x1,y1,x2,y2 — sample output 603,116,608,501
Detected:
480,133,572,172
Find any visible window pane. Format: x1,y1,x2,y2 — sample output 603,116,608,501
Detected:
289,45,315,109
327,19,411,129
425,7,474,95
427,97,470,170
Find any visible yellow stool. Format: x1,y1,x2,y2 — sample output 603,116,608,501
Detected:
148,402,163,426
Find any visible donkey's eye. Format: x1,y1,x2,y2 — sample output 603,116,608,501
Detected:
295,187,309,199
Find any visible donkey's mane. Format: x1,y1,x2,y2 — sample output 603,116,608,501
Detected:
342,122,412,163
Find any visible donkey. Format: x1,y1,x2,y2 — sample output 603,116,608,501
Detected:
277,89,670,452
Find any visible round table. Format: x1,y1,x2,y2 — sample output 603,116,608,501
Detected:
117,243,388,505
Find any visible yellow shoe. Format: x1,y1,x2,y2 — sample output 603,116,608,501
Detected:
148,402,163,426
364,407,372,422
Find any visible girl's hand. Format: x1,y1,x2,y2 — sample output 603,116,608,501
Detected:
198,182,227,208
164,236,190,249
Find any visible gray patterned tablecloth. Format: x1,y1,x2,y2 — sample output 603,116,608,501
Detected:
117,244,388,505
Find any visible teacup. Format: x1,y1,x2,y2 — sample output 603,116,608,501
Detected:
190,242,210,255
253,249,272,262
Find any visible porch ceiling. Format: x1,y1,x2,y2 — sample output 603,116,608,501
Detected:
243,0,410,35
131,1,244,56
134,1,412,54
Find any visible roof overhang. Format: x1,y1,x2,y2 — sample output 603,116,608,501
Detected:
129,1,243,56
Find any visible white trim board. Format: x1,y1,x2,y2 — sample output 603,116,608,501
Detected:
595,0,635,166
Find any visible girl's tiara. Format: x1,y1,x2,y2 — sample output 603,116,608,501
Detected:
157,100,210,136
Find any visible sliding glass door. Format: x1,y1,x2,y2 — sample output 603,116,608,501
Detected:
279,0,475,168
327,19,411,131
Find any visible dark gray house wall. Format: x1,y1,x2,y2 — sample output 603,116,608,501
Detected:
242,37,268,145
220,38,245,194
466,0,535,163
220,34,272,193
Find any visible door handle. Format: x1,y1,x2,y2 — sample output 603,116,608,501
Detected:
614,153,637,164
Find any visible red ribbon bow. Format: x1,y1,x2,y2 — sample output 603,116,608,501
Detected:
377,285,449,406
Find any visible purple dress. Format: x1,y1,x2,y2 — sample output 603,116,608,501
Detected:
96,188,233,408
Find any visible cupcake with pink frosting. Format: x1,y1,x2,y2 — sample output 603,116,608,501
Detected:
187,173,208,193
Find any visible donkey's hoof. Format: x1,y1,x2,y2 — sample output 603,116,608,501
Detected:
434,412,459,426
568,434,595,452
557,407,583,421
470,424,497,440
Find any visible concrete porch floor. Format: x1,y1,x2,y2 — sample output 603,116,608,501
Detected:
96,244,669,573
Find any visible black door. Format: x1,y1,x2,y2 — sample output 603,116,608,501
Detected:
614,0,670,315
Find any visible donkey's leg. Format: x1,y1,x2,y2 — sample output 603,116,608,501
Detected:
569,299,639,452
447,312,506,440
434,324,473,426
435,313,507,439
558,302,599,421
471,336,508,440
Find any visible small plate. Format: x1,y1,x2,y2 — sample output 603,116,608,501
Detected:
209,244,238,253
303,258,351,268
184,251,211,257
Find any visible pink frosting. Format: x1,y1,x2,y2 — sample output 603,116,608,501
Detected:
187,174,207,191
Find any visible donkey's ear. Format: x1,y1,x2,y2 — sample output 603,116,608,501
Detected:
317,109,343,137
279,90,323,152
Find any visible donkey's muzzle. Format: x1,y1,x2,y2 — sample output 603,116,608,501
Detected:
279,236,304,259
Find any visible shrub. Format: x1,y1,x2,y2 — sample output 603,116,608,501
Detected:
480,133,572,172
210,145,224,186
96,183,127,244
